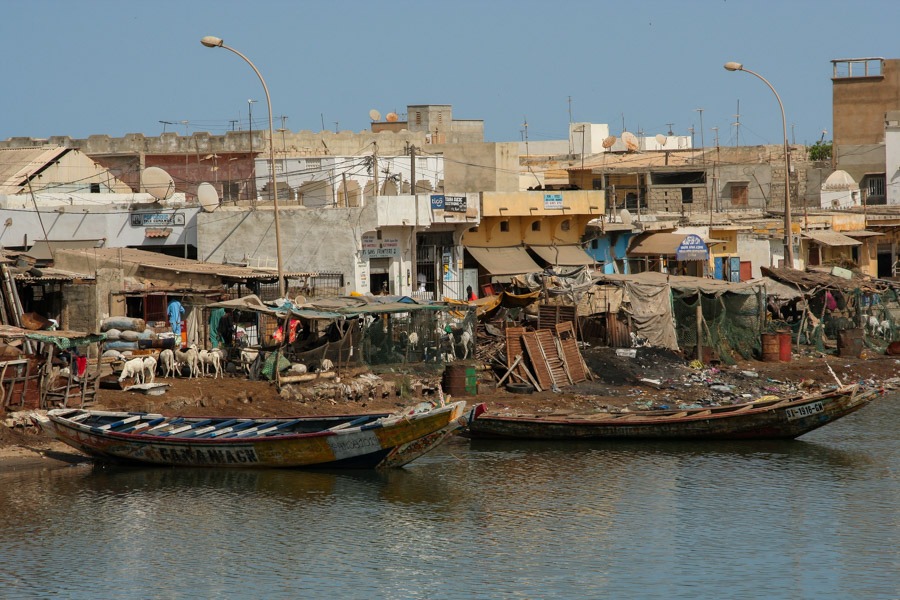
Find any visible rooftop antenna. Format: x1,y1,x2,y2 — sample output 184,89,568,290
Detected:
523,116,530,156
733,99,741,147
159,120,175,134
666,123,675,136
820,129,828,143
711,126,719,148
320,113,325,130
568,95,573,123
228,119,238,131
180,120,189,136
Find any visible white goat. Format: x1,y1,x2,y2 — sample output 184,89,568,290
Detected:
118,357,145,385
319,358,334,372
142,355,157,384
456,329,472,360
407,332,419,350
198,349,222,378
240,347,260,375
159,349,176,378
289,363,308,374
174,345,201,379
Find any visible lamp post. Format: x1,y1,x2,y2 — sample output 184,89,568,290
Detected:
724,61,794,267
202,35,285,296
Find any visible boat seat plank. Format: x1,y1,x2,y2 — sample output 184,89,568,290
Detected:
120,417,167,434
181,419,240,439
226,420,282,438
203,420,257,438
160,419,215,437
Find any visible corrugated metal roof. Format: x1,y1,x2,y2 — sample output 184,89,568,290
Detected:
0,147,70,194
802,230,861,247
53,247,318,280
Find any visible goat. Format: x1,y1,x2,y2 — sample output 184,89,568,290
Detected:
199,349,223,379
118,357,145,385
289,363,308,374
142,355,157,384
407,332,419,350
240,347,260,375
456,329,472,360
174,345,201,379
159,349,176,378
319,358,334,372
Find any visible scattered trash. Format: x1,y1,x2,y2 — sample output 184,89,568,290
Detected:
615,348,637,358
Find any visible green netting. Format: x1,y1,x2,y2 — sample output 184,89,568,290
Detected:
672,290,762,365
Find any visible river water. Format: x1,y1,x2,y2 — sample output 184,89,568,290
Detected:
1,396,897,599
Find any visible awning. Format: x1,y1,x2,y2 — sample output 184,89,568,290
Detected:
842,230,884,238
628,232,709,261
528,245,595,267
467,246,541,276
802,230,861,247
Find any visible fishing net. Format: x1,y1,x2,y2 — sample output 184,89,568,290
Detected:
671,290,763,365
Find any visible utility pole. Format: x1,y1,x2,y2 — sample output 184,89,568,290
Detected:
695,108,705,151
734,100,741,147
373,142,379,196
277,115,288,188
523,117,530,157
712,126,719,149
410,144,416,194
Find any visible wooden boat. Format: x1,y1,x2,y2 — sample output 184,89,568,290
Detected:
46,400,485,469
464,385,878,441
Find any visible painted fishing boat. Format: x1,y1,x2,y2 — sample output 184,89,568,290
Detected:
464,385,878,440
46,400,485,469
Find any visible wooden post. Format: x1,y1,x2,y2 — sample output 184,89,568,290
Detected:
696,302,703,362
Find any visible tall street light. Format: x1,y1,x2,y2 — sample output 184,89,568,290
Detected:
201,35,285,296
724,61,794,267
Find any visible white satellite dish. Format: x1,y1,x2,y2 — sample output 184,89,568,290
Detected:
619,208,633,226
622,131,639,152
602,135,617,149
369,109,382,121
197,182,220,212
142,167,175,201
655,133,667,146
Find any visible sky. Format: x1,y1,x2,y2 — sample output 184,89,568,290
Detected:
2,0,899,148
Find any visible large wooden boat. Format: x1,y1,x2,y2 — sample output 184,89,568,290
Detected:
47,400,484,469
464,385,878,440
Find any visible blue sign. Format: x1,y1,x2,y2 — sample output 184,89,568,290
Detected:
675,234,709,261
430,195,445,210
544,194,563,209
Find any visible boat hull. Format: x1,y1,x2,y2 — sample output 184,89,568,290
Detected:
48,401,482,469
465,386,878,441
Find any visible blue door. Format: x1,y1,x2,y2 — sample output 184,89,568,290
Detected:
713,257,725,280
729,257,741,281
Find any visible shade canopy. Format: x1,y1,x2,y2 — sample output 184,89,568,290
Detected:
528,245,595,267
467,246,542,276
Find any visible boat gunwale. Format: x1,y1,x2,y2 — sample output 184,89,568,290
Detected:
48,401,466,445
475,385,875,426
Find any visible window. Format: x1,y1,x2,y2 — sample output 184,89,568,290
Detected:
415,112,421,125
500,221,509,232
90,182,101,193
305,158,321,171
682,187,694,204
531,221,541,232
863,174,886,204
561,219,571,231
731,184,748,206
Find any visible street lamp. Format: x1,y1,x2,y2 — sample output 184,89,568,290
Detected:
201,35,285,296
724,61,794,267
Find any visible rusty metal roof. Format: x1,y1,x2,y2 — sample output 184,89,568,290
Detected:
53,247,318,280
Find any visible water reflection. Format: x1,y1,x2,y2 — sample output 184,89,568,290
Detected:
0,400,895,599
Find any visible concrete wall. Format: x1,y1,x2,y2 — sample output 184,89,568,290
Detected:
887,112,900,205
0,198,197,251
61,281,100,331
833,58,900,147
834,144,885,186
197,205,375,294
440,142,519,192
735,234,773,278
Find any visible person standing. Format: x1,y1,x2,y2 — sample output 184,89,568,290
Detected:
167,297,185,338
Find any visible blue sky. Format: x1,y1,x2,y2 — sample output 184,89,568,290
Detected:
2,0,898,147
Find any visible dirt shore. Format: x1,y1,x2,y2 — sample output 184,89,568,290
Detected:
2,347,897,472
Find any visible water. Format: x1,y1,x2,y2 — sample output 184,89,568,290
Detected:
1,396,897,599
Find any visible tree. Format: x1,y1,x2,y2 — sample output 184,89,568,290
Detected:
808,141,832,161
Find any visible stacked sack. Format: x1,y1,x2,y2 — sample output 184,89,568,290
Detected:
101,316,151,353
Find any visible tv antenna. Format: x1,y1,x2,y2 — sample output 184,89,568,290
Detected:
159,120,175,134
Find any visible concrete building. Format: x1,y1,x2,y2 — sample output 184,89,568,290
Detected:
832,57,900,203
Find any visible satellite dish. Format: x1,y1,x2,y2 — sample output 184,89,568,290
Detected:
655,133,667,146
386,112,399,122
622,131,639,152
619,209,633,226
197,182,220,212
369,109,382,121
602,135,617,149
142,167,175,201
